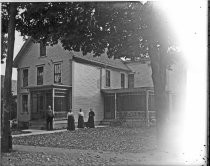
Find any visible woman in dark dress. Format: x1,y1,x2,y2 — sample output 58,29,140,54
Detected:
67,110,75,131
78,109,84,128
87,108,95,128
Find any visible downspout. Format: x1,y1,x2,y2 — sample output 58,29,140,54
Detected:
146,90,149,127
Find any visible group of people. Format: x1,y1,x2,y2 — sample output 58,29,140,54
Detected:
46,105,95,131
67,108,95,131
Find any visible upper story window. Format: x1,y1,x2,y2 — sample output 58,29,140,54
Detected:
22,69,28,87
128,73,134,88
121,73,125,88
40,41,46,57
54,63,61,84
106,70,110,87
37,66,44,85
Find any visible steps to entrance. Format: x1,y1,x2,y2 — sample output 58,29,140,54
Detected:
99,119,115,126
29,120,46,130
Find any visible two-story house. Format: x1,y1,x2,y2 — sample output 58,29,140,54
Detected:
13,38,131,128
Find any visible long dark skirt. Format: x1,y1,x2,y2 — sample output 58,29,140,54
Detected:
67,115,75,131
78,116,84,128
87,116,95,128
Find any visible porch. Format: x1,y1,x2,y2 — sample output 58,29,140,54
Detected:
28,84,72,127
101,87,156,126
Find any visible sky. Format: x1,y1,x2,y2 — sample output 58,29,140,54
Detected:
1,31,25,80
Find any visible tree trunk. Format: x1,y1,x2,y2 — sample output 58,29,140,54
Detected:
1,3,17,153
149,44,169,148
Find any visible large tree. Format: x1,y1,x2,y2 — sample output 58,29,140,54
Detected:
1,2,180,152
1,2,17,152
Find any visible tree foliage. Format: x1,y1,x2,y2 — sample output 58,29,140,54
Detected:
1,33,8,63
2,2,178,60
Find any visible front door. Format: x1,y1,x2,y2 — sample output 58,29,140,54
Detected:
31,90,52,120
104,94,115,119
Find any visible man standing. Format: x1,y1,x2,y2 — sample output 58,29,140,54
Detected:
46,105,54,130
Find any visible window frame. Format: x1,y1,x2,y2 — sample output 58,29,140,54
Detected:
105,70,111,87
121,73,125,88
37,66,44,85
128,73,134,88
22,68,28,87
54,63,62,84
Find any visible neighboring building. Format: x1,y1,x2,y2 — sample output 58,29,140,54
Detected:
13,38,131,128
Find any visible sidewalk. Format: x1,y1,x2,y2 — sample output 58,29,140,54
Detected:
12,125,106,137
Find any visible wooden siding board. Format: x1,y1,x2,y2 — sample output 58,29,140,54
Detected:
72,62,104,123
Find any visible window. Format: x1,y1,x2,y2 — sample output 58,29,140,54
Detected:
54,63,61,83
121,73,125,88
128,74,134,88
106,70,110,87
40,41,46,57
22,69,28,87
22,95,28,113
37,66,44,85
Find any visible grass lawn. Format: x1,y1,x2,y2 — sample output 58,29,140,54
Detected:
13,126,157,153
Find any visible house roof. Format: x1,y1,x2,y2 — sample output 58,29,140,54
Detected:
13,37,33,68
1,75,17,96
26,84,72,91
101,87,154,94
13,37,131,72
72,53,131,72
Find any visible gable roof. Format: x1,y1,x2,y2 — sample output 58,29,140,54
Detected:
72,53,131,72
13,37,131,72
13,37,33,68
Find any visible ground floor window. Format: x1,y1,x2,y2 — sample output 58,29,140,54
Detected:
54,89,69,112
22,95,28,113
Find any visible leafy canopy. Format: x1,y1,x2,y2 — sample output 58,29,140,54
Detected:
2,2,178,61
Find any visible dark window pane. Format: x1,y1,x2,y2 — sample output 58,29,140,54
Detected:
128,74,134,88
22,95,28,112
54,64,61,83
40,41,46,57
106,70,110,87
37,66,44,85
23,69,28,87
121,73,125,88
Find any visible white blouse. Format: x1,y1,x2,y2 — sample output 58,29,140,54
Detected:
67,112,74,118
78,111,84,117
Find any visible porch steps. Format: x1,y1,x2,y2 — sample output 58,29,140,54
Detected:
29,120,46,130
99,119,115,126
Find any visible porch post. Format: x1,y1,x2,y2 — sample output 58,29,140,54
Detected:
52,88,55,128
146,90,149,127
114,93,117,119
